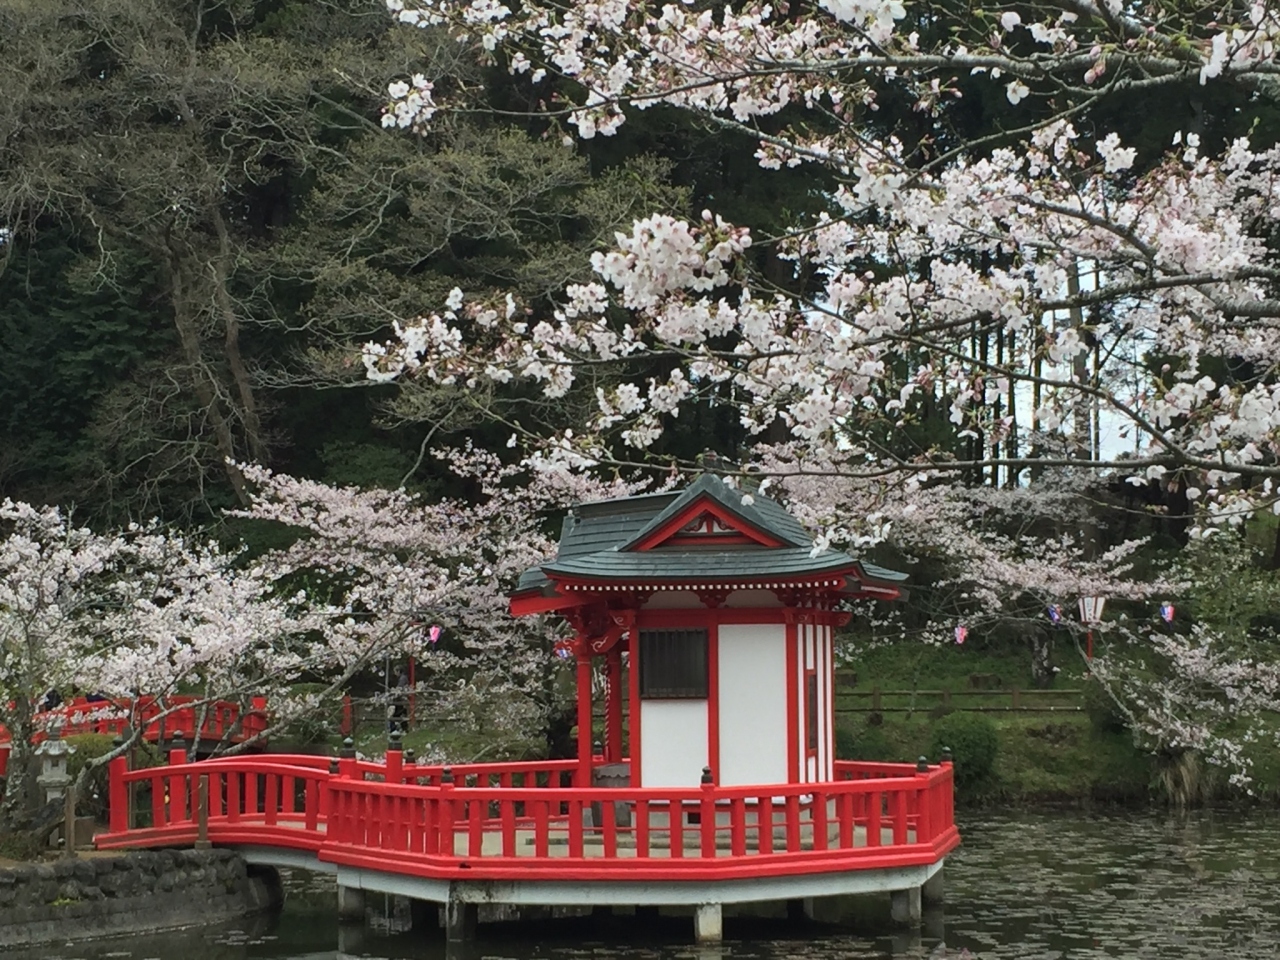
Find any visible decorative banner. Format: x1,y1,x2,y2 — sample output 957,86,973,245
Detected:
428,624,442,644
1078,596,1107,624
954,625,968,645
1159,602,1175,624
1047,604,1063,624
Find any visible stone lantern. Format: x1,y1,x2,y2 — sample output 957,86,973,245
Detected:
35,730,75,803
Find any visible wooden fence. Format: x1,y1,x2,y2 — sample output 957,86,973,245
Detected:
834,686,1084,714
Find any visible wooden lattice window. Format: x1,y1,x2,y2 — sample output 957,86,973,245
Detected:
806,670,819,752
639,629,708,699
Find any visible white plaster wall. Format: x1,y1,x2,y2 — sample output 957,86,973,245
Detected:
639,700,708,787
717,623,788,787
818,623,832,781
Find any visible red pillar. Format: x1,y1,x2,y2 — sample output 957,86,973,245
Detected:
605,649,623,763
576,649,593,787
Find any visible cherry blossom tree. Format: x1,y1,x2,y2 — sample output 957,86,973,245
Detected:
0,500,330,828
232,449,645,759
348,0,1280,786
360,0,1280,533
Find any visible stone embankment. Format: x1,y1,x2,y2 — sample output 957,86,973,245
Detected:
0,849,281,947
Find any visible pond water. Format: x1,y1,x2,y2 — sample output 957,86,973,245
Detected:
13,809,1280,960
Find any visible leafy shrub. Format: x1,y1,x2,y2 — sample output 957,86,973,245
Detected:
66,733,163,821
929,712,998,790
1083,678,1129,734
835,722,896,762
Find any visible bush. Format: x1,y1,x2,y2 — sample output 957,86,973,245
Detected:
1083,677,1129,734
930,712,998,790
835,721,897,762
65,734,163,822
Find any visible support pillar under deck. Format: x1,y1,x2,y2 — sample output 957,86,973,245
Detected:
337,885,365,922
890,887,922,926
694,903,723,943
922,865,945,906
445,899,478,945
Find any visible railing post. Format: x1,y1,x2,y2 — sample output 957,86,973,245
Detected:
940,746,954,829
439,765,456,858
338,737,358,779
320,758,338,821
168,732,187,821
108,735,129,834
385,729,403,783
700,766,716,859
915,756,932,843
195,775,211,849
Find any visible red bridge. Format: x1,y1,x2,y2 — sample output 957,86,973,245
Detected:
94,744,957,942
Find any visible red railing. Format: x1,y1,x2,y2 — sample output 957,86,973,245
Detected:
0,696,267,746
0,696,267,779
95,750,958,884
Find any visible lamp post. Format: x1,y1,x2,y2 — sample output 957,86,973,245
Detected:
1078,596,1107,660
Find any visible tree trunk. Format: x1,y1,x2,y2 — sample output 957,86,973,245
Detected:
163,253,251,505
1029,627,1056,689
1,699,37,832
209,201,268,464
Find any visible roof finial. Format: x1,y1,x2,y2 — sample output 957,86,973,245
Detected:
696,450,727,476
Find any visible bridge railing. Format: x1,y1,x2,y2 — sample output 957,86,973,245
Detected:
96,751,957,882
100,744,327,850
0,695,267,747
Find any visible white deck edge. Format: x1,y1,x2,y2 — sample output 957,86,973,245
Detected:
235,845,944,906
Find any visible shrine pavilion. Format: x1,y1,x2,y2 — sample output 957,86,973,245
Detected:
510,473,908,791
96,471,958,947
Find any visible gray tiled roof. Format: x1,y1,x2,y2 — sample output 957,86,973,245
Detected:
514,473,906,595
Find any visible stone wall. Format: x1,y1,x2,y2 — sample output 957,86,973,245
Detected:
0,849,281,948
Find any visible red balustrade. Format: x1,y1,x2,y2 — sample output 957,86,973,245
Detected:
95,751,958,885
0,696,268,750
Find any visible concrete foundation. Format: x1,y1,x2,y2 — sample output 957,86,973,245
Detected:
337,884,366,922
922,865,945,905
889,887,922,926
445,899,478,944
693,903,722,943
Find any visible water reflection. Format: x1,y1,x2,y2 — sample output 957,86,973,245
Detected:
11,809,1280,960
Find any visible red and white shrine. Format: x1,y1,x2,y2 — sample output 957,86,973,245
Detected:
511,473,909,793
97,473,957,945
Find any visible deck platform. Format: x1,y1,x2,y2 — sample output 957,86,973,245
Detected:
96,751,957,938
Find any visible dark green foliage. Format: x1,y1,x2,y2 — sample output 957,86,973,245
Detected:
835,721,897,762
930,712,998,790
65,733,161,822
1083,679,1129,735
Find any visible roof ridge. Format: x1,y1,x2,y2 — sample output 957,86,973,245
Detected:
618,473,811,552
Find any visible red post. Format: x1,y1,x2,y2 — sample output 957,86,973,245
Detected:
338,737,358,780
915,757,932,843
108,752,129,833
605,649,623,763
700,767,715,858
340,695,353,737
1087,628,1094,661
575,649,593,788
385,733,404,784
439,766,456,857
168,735,187,822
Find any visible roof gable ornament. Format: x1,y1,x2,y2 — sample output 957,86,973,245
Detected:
622,473,805,553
